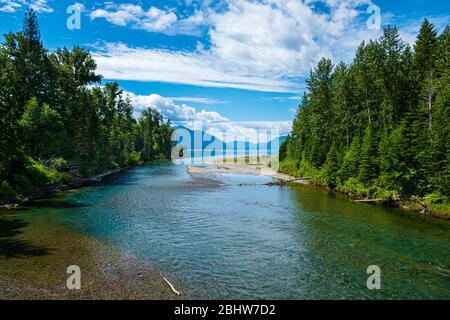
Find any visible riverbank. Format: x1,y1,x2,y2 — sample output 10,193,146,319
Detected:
194,158,450,220
0,165,137,211
0,209,181,299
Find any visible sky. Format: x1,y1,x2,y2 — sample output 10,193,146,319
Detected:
1,0,449,142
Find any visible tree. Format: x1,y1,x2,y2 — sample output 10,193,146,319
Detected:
321,143,342,188
358,125,379,184
19,98,65,159
338,137,362,183
280,23,449,204
305,58,334,167
414,19,439,134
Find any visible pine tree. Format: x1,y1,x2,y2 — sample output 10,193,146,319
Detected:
305,58,334,167
321,143,342,187
358,125,379,184
414,19,438,79
414,19,439,134
338,137,362,183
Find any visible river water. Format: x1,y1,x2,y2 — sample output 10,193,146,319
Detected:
15,162,450,299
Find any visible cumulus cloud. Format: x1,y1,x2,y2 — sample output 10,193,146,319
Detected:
0,0,53,13
90,3,193,33
91,0,387,92
124,92,291,143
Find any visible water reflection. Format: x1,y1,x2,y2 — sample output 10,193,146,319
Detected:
14,162,450,299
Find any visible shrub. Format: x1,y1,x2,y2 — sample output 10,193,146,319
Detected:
80,164,96,177
52,157,69,172
338,178,369,198
13,173,33,194
423,192,449,205
109,161,119,170
25,158,52,187
0,180,18,204
297,158,321,182
24,157,69,186
279,159,298,176
126,151,142,166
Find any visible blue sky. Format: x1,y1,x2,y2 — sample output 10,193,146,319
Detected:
1,0,449,140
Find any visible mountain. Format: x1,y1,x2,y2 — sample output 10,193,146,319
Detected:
172,125,287,159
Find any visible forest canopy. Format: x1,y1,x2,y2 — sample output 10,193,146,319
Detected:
0,10,173,205
280,21,449,214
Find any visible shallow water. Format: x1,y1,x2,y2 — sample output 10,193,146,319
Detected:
16,162,450,299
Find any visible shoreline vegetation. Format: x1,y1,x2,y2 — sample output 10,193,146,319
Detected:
188,156,449,220
0,10,173,207
0,165,131,210
278,21,450,219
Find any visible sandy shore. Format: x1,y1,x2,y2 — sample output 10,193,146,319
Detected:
188,158,310,185
0,211,181,300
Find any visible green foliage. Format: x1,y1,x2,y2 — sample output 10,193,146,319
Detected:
0,180,18,204
320,143,341,187
358,125,378,184
24,157,68,187
51,157,69,172
281,20,450,212
126,151,142,166
337,178,369,198
423,192,449,205
20,98,65,159
279,159,299,177
0,10,174,204
338,137,361,183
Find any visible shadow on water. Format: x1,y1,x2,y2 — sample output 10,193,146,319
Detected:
0,217,52,259
23,199,86,210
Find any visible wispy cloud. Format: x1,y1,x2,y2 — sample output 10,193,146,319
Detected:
0,0,53,13
91,42,297,92
167,97,226,105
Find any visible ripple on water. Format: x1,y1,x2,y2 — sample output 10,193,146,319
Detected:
17,162,450,299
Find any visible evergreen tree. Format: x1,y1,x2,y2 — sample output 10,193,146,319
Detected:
338,137,362,183
358,125,379,184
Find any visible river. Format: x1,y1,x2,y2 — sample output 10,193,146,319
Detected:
2,162,450,299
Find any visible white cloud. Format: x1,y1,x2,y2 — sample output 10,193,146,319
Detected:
90,3,179,33
124,92,291,143
0,0,53,13
28,0,52,13
0,1,21,12
92,42,297,92
91,0,385,92
167,97,226,105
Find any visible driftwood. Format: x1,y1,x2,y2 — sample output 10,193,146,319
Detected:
265,178,309,186
160,273,181,296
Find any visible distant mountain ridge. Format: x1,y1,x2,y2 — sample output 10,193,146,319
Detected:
172,125,287,159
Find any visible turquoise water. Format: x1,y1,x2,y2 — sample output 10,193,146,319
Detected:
19,162,450,299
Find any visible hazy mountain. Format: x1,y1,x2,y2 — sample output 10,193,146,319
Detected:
172,125,287,159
